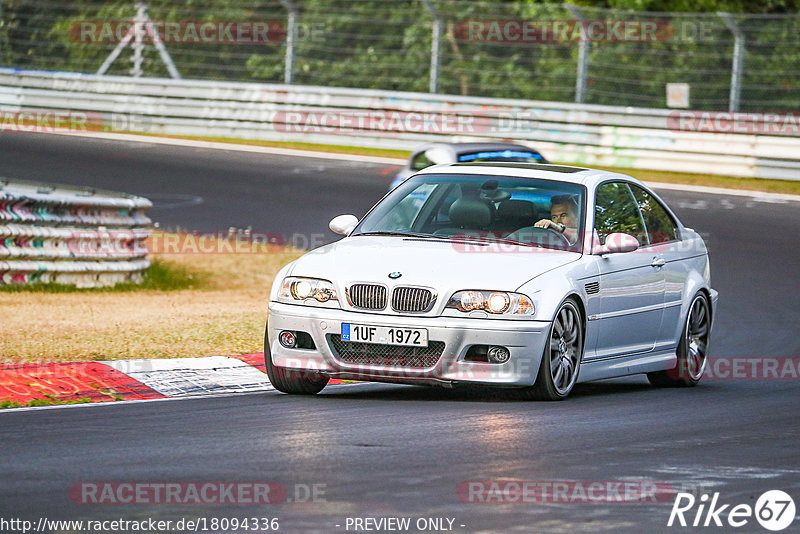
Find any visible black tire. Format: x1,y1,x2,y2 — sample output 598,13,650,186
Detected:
264,323,329,395
648,292,711,388
512,298,584,401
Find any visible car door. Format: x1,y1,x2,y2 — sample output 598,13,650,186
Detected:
629,184,686,352
590,181,666,359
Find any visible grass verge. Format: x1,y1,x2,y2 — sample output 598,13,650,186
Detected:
0,259,204,293
1,396,92,409
0,232,302,364
135,131,411,160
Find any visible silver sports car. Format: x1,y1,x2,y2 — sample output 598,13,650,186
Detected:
389,142,548,190
265,163,718,400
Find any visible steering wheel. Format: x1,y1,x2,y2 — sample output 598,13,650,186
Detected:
542,226,572,248
506,226,572,248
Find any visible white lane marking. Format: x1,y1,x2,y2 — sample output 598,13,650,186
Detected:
42,131,800,201
145,193,205,209
645,181,800,202
47,130,406,165
105,356,273,397
0,383,366,413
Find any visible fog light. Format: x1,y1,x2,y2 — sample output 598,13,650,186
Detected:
279,330,296,348
487,346,510,364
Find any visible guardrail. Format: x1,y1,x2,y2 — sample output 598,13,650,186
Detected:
0,178,151,287
1,68,799,180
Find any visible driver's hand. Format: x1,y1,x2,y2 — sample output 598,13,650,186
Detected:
534,218,558,230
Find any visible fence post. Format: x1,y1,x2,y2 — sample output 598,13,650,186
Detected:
719,12,744,112
566,3,588,104
0,0,4,67
421,0,442,93
279,0,298,84
130,1,146,77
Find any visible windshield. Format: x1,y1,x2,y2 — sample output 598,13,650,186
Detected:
353,173,586,252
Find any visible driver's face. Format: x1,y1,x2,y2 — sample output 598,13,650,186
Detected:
550,203,576,228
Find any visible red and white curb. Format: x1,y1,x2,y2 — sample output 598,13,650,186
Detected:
104,356,274,398
0,353,343,408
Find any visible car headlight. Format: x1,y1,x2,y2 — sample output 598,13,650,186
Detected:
446,290,534,316
279,277,338,303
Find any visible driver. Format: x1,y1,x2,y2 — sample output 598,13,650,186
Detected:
533,194,580,243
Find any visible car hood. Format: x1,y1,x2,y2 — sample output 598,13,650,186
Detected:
289,236,580,293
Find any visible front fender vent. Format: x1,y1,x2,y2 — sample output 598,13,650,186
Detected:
585,281,600,295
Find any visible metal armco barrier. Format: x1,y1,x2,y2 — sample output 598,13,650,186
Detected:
0,178,151,287
1,68,799,180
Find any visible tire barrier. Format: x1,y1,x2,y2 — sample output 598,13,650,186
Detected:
0,178,152,287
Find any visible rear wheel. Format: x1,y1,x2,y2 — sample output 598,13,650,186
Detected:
264,323,329,395
648,292,710,387
513,299,583,401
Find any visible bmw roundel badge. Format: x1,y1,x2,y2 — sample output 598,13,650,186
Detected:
388,272,402,279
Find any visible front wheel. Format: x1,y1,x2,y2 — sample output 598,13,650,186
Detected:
648,292,711,387
264,323,329,395
513,299,584,401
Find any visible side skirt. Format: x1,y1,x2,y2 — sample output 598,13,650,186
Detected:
577,350,677,383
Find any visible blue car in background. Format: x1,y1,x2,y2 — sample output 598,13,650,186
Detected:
389,142,549,190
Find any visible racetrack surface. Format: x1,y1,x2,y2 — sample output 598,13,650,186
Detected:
1,132,799,533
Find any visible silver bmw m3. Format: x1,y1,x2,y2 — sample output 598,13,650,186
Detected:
265,163,718,400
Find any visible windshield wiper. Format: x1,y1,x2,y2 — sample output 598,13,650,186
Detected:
354,231,538,248
354,231,441,239
452,234,540,248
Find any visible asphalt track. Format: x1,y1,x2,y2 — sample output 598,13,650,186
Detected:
1,132,799,533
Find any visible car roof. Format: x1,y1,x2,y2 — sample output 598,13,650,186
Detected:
414,162,646,189
413,142,541,155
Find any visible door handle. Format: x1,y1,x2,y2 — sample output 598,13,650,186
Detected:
651,257,666,268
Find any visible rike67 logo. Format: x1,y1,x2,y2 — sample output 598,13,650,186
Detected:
668,490,795,531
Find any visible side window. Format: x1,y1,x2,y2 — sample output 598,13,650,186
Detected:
594,182,647,246
410,151,434,171
630,185,678,244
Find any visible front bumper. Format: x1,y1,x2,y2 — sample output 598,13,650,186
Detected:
267,301,552,387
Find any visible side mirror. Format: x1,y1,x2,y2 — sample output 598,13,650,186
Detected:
329,214,359,236
596,232,639,254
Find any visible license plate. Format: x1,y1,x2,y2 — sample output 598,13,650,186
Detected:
341,323,428,347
